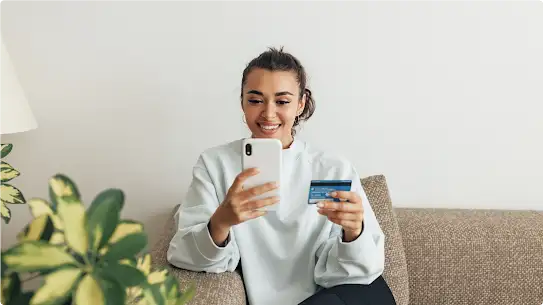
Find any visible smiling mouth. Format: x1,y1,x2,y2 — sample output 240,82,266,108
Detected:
257,123,281,133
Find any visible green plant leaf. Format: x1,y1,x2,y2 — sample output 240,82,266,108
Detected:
50,175,88,256
1,161,20,182
99,261,147,288
1,143,13,158
99,276,126,305
30,266,82,305
74,274,104,305
9,291,34,305
1,201,11,224
27,198,63,230
17,214,55,242
162,273,180,302
1,273,21,305
101,232,147,263
2,241,79,273
108,220,144,244
176,283,195,305
139,282,165,305
135,253,152,276
86,189,123,252
148,269,168,285
1,183,26,204
48,173,81,211
99,220,145,256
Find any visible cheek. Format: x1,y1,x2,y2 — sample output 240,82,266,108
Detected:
278,109,298,123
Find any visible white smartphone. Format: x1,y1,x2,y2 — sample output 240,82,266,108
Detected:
241,138,282,212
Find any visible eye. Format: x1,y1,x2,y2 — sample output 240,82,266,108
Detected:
277,100,290,105
248,99,263,104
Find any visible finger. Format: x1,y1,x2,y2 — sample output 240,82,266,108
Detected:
238,181,279,201
230,168,260,193
240,210,267,221
329,191,362,204
327,218,361,231
242,196,280,212
316,200,363,213
317,209,363,222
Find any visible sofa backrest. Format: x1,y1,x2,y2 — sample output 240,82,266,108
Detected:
395,207,543,305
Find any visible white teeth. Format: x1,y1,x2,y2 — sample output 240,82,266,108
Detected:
261,125,279,130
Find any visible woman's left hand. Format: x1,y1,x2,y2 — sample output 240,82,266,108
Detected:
317,191,364,242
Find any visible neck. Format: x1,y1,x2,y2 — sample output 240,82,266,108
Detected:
280,135,294,149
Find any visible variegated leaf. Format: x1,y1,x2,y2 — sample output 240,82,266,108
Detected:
162,273,181,304
148,269,168,285
99,261,146,288
137,253,152,276
138,282,165,305
2,241,79,273
50,231,66,245
99,220,144,255
30,266,82,305
74,274,104,305
1,183,26,204
50,174,88,255
1,143,13,158
27,198,64,230
1,161,20,182
48,173,81,211
101,232,147,263
99,276,126,305
108,220,143,244
1,273,21,305
119,257,137,267
86,189,123,252
57,198,88,256
176,283,195,305
17,214,55,242
1,201,11,224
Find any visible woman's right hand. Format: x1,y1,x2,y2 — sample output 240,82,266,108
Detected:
209,168,279,245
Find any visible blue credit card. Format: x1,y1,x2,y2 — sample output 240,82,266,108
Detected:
308,180,352,204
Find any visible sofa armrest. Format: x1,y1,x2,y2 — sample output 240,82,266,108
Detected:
395,208,543,305
149,206,246,305
165,267,246,305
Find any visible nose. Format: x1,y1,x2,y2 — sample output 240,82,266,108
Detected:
261,101,277,119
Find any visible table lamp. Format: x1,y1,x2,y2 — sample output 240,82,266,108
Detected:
1,40,38,224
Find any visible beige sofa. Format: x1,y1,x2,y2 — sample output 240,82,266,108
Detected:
151,175,543,305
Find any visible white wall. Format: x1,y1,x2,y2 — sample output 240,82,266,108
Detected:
2,1,542,248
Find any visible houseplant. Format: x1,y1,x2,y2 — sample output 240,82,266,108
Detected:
1,173,195,305
1,143,27,224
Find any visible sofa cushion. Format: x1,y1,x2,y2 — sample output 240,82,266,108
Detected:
361,175,409,305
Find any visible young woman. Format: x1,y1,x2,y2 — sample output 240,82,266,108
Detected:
167,48,396,305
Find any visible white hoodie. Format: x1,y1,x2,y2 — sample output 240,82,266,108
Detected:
167,138,385,305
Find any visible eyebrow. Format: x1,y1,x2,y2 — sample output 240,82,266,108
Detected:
247,90,294,96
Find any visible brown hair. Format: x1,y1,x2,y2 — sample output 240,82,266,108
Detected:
240,47,316,135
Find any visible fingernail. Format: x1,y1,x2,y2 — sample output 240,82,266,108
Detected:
317,202,324,208
330,192,337,197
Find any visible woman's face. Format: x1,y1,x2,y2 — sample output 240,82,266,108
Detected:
241,68,305,148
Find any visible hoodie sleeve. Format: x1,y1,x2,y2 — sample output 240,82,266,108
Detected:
313,166,385,287
167,155,240,273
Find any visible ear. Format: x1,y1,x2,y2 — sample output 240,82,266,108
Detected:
298,93,306,115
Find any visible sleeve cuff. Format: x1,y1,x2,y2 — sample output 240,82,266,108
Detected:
337,228,375,262
192,222,232,262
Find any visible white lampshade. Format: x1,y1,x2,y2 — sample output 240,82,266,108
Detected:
1,40,38,135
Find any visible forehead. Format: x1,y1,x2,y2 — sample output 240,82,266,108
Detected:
244,68,299,95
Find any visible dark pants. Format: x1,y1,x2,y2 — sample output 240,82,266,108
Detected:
298,276,397,305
